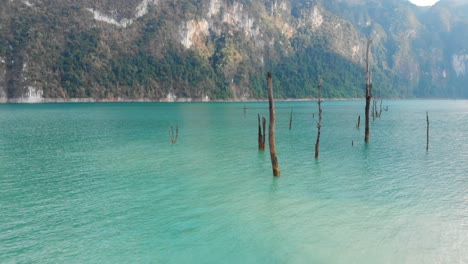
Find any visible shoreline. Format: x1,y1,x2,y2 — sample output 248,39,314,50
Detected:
0,97,465,104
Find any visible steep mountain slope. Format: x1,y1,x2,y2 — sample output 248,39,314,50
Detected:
0,0,467,102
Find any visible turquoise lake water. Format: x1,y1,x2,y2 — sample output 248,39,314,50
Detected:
0,100,467,263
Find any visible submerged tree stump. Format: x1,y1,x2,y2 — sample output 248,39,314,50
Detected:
258,114,266,151
426,111,429,151
375,99,379,118
262,116,266,149
373,99,378,121
379,99,383,118
169,125,179,144
267,72,280,177
289,109,293,130
315,80,323,159
372,99,375,121
364,39,373,143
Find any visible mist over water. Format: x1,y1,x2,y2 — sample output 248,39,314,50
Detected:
1,100,467,263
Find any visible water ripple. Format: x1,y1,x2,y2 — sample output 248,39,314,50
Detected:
0,101,467,263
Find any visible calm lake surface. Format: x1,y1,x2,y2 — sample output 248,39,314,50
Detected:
1,100,467,263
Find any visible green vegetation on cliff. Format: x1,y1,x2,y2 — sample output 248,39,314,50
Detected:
0,0,467,101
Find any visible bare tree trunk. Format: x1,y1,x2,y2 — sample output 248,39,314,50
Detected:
374,99,378,119
379,99,383,118
169,125,179,144
267,72,280,176
426,111,429,151
365,39,372,143
258,114,263,150
169,127,172,144
289,109,293,130
372,99,375,121
262,116,266,149
315,80,322,159
258,114,265,150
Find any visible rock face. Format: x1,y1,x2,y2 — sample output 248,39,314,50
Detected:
0,0,467,102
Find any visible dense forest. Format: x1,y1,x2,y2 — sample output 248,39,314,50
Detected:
1,0,467,102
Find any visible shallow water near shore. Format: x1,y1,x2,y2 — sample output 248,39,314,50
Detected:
1,100,467,263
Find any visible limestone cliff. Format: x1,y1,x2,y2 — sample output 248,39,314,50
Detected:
0,0,467,102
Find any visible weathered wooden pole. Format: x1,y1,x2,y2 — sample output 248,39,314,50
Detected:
364,39,372,143
315,80,323,159
267,72,280,176
426,111,429,151
289,109,293,130
258,114,265,150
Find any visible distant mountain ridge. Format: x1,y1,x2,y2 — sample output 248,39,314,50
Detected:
0,0,467,102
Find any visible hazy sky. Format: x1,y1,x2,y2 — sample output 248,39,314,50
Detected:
408,0,440,6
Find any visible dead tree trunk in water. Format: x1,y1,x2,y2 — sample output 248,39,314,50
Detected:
258,114,263,150
379,99,383,118
262,117,266,149
169,126,179,144
258,114,266,150
426,111,429,151
267,72,280,176
364,39,372,143
372,99,375,121
289,109,293,130
374,99,379,119
315,80,323,159
373,99,378,121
